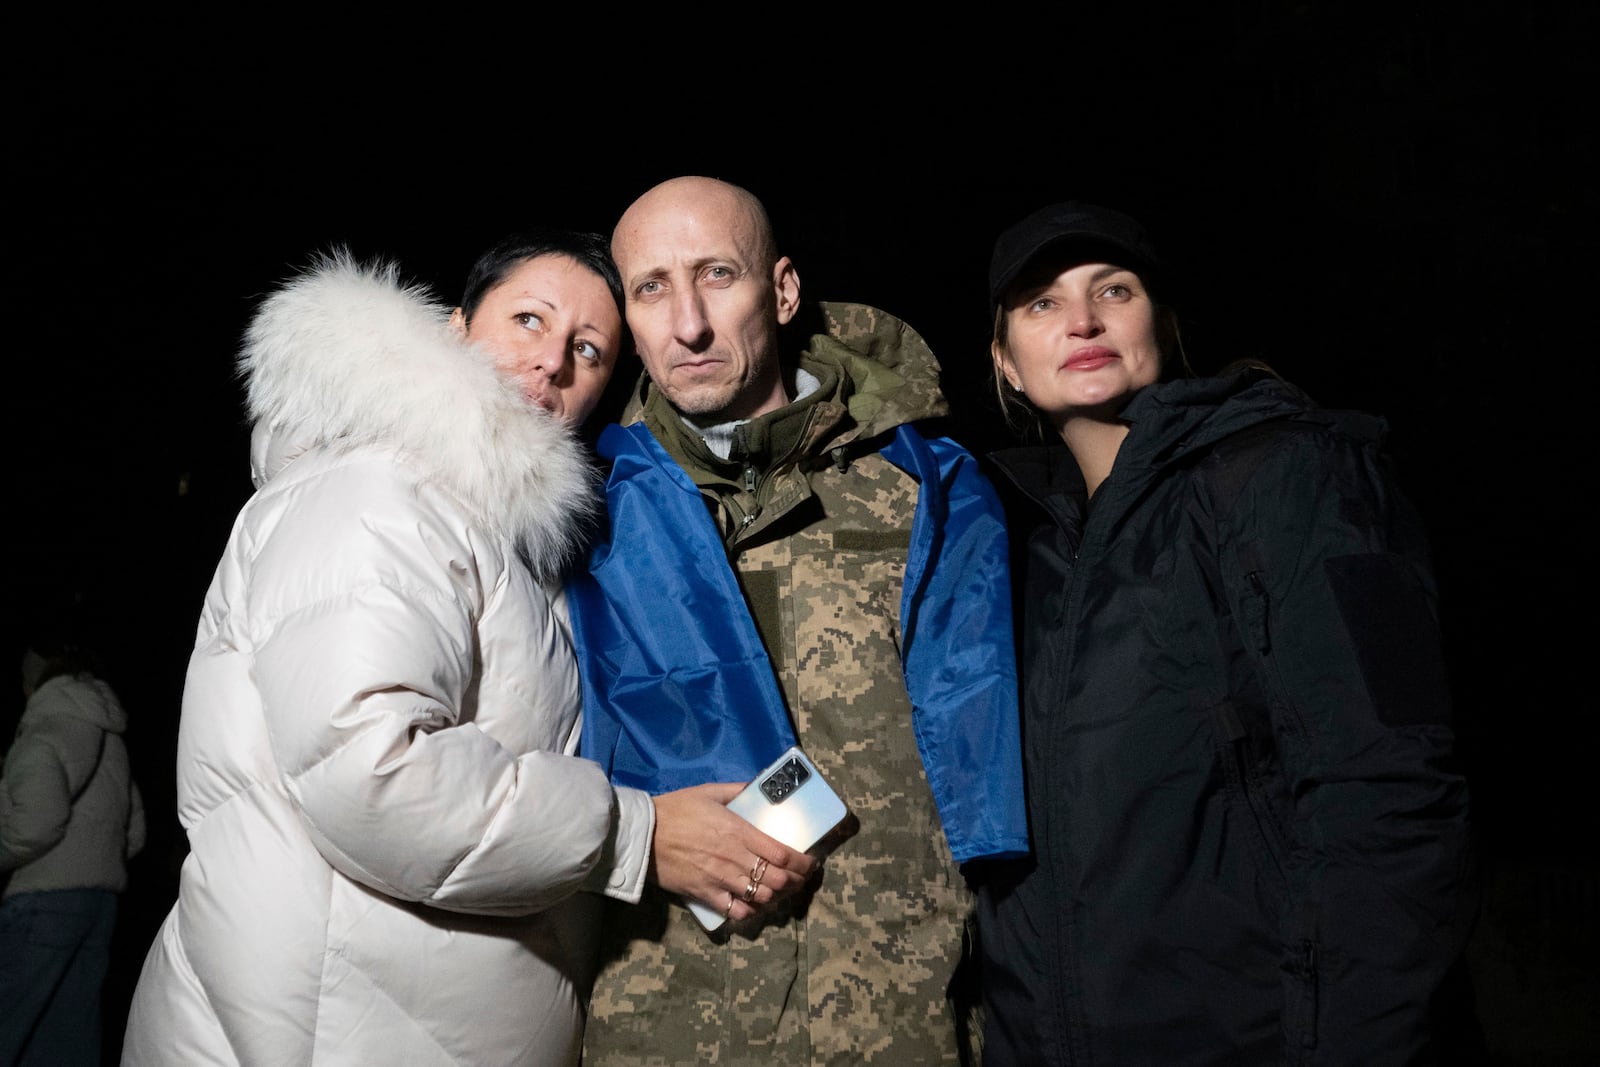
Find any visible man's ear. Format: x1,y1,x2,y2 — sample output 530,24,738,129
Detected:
448,307,468,336
772,256,801,326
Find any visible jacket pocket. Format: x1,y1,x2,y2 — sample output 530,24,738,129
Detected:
1212,699,1291,893
1235,540,1312,743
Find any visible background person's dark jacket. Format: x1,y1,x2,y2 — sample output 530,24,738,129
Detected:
976,368,1479,1066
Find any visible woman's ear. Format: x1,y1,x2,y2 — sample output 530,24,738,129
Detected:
448,307,468,337
991,338,1022,392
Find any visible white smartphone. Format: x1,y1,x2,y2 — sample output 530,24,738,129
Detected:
687,745,852,931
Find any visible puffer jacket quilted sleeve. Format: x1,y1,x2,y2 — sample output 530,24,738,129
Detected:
192,448,621,912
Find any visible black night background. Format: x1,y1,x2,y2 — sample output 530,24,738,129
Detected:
9,5,1595,1061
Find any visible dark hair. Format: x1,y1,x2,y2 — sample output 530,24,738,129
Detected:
21,591,105,691
457,227,623,323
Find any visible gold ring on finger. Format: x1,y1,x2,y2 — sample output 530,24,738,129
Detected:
750,857,769,885
742,879,758,903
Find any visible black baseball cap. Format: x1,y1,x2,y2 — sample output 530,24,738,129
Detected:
988,201,1162,307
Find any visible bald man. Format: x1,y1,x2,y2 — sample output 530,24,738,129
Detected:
563,176,1029,1065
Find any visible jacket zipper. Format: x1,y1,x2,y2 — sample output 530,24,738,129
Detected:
739,462,759,530
1238,554,1310,741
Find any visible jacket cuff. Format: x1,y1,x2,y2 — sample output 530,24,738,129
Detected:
585,785,654,904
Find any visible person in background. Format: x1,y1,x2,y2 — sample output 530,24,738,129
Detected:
974,200,1480,1065
2,621,146,1067
565,176,1028,1065
119,228,813,1067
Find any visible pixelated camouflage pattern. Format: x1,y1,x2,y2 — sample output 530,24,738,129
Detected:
584,303,982,1065
811,301,951,433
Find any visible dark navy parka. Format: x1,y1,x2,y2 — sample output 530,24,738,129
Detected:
976,368,1478,1066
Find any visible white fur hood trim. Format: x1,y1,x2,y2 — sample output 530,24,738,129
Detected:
240,249,596,579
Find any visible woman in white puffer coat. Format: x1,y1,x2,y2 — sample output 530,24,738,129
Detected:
2,633,145,1067
121,231,661,1067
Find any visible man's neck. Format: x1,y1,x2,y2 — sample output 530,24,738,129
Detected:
688,367,821,460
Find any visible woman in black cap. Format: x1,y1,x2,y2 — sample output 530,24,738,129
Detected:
973,202,1481,1065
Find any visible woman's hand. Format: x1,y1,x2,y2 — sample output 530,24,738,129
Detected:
649,783,818,925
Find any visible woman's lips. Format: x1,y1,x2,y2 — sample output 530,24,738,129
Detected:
1064,347,1118,371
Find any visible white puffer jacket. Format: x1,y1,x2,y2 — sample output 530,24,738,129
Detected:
121,253,654,1067
1,672,145,895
